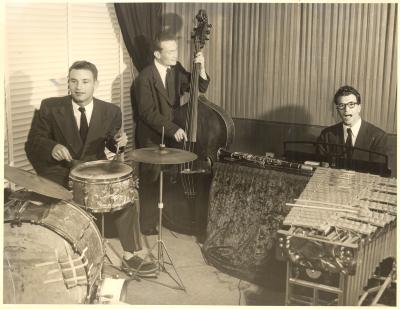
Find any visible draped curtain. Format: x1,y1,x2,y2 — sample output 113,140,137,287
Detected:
163,3,397,134
114,3,162,72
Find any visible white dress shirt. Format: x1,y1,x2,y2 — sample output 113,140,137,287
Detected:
343,118,362,146
72,100,93,129
154,59,170,88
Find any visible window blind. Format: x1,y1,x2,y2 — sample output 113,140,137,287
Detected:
4,3,135,173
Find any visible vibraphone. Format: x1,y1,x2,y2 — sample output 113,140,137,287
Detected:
277,167,397,305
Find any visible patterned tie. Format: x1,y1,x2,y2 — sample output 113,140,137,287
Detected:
78,106,89,142
345,127,353,159
166,67,175,102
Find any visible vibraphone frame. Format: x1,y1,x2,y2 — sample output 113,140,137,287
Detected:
278,167,397,306
280,224,396,305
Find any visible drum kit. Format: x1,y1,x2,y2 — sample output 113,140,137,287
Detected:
4,143,197,304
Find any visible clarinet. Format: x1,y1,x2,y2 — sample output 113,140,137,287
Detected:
217,148,314,172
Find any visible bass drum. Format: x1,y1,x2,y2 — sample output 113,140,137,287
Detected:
3,191,104,304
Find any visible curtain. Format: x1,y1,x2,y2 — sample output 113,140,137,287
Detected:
164,3,397,134
114,3,162,72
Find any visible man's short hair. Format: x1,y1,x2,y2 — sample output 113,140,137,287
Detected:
152,31,177,52
334,85,361,105
68,61,98,80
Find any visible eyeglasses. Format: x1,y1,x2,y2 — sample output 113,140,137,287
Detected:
335,102,360,110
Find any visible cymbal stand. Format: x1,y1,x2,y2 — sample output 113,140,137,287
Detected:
133,144,186,291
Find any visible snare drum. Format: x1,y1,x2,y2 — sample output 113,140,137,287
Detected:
3,192,104,304
69,160,138,213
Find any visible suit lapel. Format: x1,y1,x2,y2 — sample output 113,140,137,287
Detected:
333,123,345,145
152,65,173,106
53,97,83,155
354,121,369,149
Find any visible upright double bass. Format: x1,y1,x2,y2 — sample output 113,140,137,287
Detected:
163,10,235,238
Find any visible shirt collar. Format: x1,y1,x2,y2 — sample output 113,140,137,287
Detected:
72,99,93,113
154,59,170,75
343,118,362,136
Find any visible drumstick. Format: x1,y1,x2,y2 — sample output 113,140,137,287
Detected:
113,130,121,160
115,143,120,157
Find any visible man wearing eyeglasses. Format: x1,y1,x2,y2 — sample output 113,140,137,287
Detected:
317,85,388,168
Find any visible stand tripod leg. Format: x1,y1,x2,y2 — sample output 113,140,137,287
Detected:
101,213,105,238
132,169,186,291
158,240,186,291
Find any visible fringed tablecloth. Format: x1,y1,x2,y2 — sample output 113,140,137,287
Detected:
203,162,310,285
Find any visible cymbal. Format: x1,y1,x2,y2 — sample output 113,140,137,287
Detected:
127,147,198,164
4,165,73,201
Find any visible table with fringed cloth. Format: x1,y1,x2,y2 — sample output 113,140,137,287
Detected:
202,161,311,285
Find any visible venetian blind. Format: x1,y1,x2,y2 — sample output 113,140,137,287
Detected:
4,3,135,173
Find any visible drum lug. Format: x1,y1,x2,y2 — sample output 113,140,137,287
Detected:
10,200,31,227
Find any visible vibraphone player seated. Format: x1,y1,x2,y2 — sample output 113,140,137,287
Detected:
317,85,388,170
25,60,157,277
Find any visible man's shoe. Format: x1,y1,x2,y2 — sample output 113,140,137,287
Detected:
141,227,159,236
122,256,157,277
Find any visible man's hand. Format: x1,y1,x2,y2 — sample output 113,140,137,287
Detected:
51,144,72,162
194,52,207,80
114,131,128,148
174,128,187,142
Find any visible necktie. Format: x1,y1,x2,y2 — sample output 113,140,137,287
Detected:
345,127,353,159
166,67,175,102
78,106,89,142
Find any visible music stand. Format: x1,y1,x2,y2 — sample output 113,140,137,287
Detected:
127,143,197,291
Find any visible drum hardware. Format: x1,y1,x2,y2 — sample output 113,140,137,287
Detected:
4,164,73,200
127,137,198,291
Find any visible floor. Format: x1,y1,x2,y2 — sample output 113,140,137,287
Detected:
102,226,285,306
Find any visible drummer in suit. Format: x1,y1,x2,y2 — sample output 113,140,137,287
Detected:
134,31,210,235
25,60,157,277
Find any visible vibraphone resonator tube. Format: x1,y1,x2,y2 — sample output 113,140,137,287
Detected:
277,167,397,306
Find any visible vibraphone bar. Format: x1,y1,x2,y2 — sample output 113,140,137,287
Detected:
277,167,397,305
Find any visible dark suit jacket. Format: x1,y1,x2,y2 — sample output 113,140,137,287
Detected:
317,120,388,163
134,61,210,148
25,95,122,186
